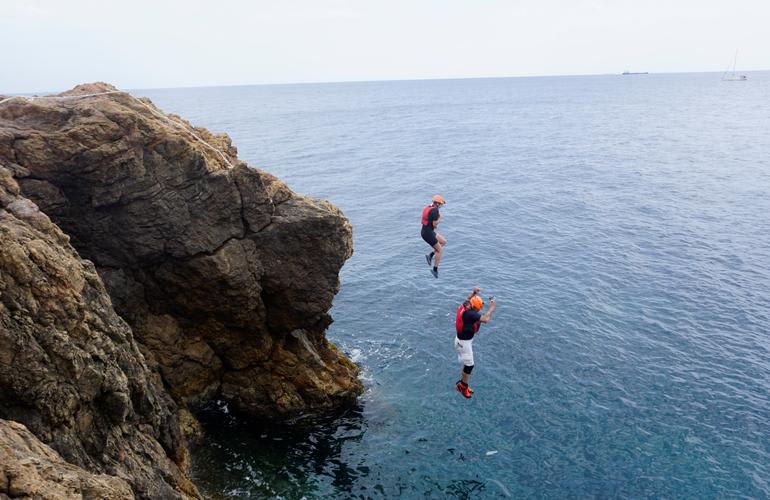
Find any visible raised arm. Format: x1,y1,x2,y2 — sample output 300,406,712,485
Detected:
480,297,496,323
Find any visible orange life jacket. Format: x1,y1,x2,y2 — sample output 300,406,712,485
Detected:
455,302,480,335
422,205,440,229
421,205,433,226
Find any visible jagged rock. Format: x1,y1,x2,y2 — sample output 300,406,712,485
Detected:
0,165,198,498
0,419,134,499
0,82,362,417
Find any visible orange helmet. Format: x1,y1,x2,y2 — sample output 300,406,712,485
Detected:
432,194,445,205
469,295,484,311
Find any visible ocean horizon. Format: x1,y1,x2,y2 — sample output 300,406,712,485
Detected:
6,69,770,97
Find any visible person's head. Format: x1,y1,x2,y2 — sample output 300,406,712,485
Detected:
432,194,445,207
469,295,484,311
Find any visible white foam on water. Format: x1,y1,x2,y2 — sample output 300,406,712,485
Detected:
349,348,364,363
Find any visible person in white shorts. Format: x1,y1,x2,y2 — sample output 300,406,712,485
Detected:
454,287,496,398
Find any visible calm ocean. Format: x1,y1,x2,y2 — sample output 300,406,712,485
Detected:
141,73,770,499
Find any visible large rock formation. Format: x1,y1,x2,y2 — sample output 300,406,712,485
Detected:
0,83,361,417
1,419,134,499
0,82,362,495
0,164,197,498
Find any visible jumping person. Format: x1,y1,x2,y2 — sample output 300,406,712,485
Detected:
421,194,446,278
454,287,496,398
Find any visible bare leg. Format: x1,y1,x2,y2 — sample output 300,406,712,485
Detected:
461,371,470,385
432,242,443,267
433,233,446,267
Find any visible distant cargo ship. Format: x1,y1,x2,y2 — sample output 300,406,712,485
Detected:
622,70,649,75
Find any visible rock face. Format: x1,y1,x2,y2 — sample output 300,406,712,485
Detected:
1,419,134,499
0,83,362,418
0,165,197,498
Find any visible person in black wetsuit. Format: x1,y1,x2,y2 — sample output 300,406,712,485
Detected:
454,287,496,398
420,194,446,278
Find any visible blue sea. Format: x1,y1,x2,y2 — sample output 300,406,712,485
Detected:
142,73,770,499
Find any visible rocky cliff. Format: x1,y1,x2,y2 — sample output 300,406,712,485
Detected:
0,162,196,498
0,83,362,497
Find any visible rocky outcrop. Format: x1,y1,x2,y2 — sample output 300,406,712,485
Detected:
0,165,197,498
0,419,134,499
1,82,362,496
0,83,362,418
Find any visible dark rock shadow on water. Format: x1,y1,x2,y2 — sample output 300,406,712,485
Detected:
190,400,367,499
189,400,499,499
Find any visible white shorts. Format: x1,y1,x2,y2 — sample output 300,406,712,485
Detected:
454,337,474,367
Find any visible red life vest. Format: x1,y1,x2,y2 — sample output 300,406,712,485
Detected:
421,205,433,226
455,303,480,335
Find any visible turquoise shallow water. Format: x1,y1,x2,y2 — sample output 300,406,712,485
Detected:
142,73,770,498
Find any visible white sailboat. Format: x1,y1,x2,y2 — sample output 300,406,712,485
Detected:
722,50,747,81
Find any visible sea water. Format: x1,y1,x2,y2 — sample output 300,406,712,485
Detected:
142,73,770,498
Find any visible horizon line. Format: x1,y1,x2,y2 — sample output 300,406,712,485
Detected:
4,68,769,96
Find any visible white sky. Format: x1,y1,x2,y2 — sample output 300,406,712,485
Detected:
2,0,767,93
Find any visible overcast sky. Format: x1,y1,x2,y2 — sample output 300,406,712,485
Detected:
2,0,767,93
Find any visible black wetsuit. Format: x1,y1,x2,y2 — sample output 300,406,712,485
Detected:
421,207,440,247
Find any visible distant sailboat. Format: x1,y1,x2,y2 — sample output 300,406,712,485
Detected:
722,50,747,81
